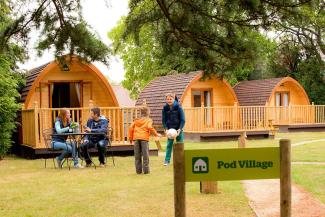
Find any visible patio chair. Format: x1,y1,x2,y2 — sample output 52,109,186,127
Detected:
42,128,70,170
79,127,115,167
105,127,115,166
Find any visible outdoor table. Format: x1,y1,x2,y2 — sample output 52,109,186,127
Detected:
51,132,106,169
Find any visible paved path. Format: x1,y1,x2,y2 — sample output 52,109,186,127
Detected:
243,180,325,217
290,138,325,147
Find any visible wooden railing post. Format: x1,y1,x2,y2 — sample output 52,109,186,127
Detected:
288,105,291,125
88,99,93,108
173,142,185,217
200,181,218,194
233,102,238,130
280,139,291,217
33,101,40,148
200,106,204,132
238,131,246,148
311,103,315,124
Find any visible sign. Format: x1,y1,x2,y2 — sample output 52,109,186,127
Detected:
185,147,280,182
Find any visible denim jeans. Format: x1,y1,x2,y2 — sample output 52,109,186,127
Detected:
81,139,107,164
165,131,184,163
52,141,78,165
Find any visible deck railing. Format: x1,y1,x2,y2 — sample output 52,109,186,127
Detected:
21,109,37,147
183,105,325,133
22,107,143,148
183,106,268,132
21,105,325,147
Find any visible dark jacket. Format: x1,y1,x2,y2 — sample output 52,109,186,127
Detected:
85,116,109,143
52,117,70,142
162,100,185,130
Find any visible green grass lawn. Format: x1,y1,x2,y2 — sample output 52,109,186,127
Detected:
293,164,325,204
1,132,324,217
0,156,254,217
150,132,325,151
292,142,325,162
150,131,325,206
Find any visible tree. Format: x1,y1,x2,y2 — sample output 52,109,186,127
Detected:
1,0,110,64
109,18,167,99
267,0,325,103
109,2,278,96
271,39,325,104
120,0,314,76
273,0,324,63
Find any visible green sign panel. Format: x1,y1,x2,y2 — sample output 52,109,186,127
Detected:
185,147,280,182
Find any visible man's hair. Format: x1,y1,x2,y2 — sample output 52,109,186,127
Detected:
91,107,100,116
165,93,175,99
140,107,150,117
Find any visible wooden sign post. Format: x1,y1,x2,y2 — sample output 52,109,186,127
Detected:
280,139,291,217
173,139,292,217
173,142,185,217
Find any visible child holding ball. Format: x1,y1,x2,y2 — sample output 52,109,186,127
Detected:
162,93,185,166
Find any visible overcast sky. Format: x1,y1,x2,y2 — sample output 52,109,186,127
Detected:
20,0,129,83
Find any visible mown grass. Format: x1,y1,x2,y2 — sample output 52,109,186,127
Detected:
1,132,324,217
0,156,254,217
292,164,325,204
292,142,325,162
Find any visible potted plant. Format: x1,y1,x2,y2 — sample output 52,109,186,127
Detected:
70,122,79,133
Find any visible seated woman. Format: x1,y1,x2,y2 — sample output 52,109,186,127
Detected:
51,109,83,169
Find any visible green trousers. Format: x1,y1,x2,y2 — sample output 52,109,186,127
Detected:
165,131,184,163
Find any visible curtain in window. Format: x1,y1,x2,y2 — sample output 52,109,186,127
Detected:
283,93,289,107
75,83,81,105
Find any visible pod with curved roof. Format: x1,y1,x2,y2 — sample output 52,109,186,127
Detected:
233,77,310,106
20,56,119,109
136,71,238,127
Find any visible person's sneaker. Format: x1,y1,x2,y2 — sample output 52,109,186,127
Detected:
74,164,84,169
56,157,62,168
99,163,105,168
163,161,169,166
85,163,92,168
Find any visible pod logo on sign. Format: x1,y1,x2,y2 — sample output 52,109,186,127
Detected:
192,157,209,174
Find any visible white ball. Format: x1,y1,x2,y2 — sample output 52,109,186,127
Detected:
167,128,178,139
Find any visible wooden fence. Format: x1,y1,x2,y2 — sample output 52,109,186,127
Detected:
22,107,143,148
183,105,325,133
183,106,267,132
21,105,325,148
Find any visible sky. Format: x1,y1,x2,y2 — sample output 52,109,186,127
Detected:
20,0,129,83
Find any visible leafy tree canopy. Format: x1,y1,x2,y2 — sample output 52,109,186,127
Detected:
111,0,324,99
1,0,110,65
120,0,318,74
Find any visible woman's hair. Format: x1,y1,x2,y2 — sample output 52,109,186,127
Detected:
58,109,69,127
140,107,150,117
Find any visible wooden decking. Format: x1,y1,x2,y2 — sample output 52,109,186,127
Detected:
17,143,158,159
276,123,325,133
184,130,270,142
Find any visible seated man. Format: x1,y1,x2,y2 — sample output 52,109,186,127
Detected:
81,107,109,167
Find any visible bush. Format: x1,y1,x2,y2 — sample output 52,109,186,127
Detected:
0,56,21,159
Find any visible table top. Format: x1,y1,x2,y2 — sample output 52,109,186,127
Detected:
51,132,106,136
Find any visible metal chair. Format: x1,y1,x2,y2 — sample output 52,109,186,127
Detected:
105,127,115,166
42,128,70,170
